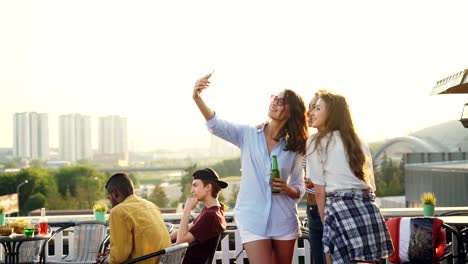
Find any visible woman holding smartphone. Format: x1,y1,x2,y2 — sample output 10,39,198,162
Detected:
192,73,308,264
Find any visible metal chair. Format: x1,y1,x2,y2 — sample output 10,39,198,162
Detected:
41,220,109,264
184,232,224,264
122,242,189,264
18,240,44,264
97,221,174,256
204,232,224,264
460,227,468,263
165,222,174,234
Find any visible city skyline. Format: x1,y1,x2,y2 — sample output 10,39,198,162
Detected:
10,112,130,162
2,1,468,151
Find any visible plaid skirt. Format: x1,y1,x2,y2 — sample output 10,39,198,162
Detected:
323,191,394,264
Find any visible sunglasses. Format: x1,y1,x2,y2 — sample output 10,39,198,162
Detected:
270,95,287,106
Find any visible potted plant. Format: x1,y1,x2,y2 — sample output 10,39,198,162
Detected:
421,192,437,217
93,203,108,222
0,205,5,225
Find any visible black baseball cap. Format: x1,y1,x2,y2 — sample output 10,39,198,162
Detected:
192,168,228,189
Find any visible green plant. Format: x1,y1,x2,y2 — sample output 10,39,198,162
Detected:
93,203,108,212
421,192,437,206
0,205,4,214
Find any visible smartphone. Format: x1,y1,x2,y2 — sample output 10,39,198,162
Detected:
208,70,215,78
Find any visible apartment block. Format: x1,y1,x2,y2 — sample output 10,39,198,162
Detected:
59,114,92,162
98,115,128,155
13,112,49,160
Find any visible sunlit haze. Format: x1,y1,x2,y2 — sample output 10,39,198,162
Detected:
2,1,468,151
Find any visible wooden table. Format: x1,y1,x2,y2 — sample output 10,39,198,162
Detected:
0,234,49,264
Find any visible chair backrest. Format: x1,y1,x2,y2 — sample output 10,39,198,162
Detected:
99,233,111,254
42,220,108,263
160,243,189,264
386,217,446,264
203,232,224,264
165,222,174,234
184,232,224,264
19,240,43,264
461,227,468,261
68,220,109,262
123,242,189,264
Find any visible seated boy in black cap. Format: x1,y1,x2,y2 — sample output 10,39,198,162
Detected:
171,168,228,264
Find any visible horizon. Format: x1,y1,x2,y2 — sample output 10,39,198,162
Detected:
2,1,468,151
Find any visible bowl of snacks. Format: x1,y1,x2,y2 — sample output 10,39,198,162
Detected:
9,218,31,234
0,225,13,236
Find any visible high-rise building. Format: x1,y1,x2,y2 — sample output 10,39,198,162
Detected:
13,112,49,160
98,115,128,155
59,114,92,162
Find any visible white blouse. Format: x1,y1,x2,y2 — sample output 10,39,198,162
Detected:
306,131,376,193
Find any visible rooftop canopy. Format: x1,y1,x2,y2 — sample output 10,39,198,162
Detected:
431,69,468,95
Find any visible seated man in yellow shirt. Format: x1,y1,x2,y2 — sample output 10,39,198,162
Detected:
98,172,171,264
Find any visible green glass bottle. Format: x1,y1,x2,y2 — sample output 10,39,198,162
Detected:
271,155,280,193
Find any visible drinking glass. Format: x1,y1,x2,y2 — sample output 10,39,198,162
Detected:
24,225,35,237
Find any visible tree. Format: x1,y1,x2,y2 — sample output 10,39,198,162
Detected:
50,187,79,210
211,158,241,176
374,153,405,197
29,159,46,168
55,165,106,209
227,184,240,208
179,164,197,203
15,167,53,214
0,157,22,169
218,192,225,204
149,184,169,208
24,192,47,212
0,167,59,214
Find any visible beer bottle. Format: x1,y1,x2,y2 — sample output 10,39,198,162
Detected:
39,207,48,235
271,155,280,193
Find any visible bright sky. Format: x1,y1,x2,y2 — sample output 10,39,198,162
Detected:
2,1,468,151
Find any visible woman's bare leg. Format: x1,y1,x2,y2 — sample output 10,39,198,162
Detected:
271,239,297,264
326,254,333,264
243,239,273,264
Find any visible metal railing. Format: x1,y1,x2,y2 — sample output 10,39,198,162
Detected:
1,207,467,263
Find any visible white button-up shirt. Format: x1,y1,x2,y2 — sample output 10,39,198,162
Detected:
207,114,305,236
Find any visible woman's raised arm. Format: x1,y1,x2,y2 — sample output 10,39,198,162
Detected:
193,73,215,121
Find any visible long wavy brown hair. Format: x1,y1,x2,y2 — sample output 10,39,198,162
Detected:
311,91,369,182
276,89,308,155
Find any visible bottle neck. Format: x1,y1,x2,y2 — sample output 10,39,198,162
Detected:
272,156,278,170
